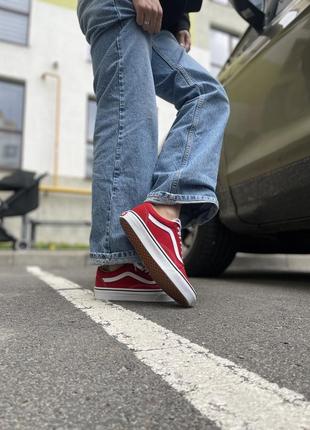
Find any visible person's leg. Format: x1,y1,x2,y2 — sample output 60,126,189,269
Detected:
147,30,230,228
77,0,171,267
118,30,229,305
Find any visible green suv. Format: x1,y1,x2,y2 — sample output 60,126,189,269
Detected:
184,0,310,276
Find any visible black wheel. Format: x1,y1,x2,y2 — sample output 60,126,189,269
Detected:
182,215,237,277
17,240,29,250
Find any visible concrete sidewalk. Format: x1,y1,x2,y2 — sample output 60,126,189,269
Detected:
0,250,90,268
1,250,310,272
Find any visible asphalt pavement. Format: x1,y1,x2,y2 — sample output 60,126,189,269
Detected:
0,257,309,429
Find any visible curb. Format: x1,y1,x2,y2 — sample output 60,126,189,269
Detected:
228,253,310,273
0,250,92,268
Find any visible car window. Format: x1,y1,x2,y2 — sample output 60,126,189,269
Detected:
263,0,281,24
226,26,259,60
251,0,265,10
226,0,272,60
275,0,293,14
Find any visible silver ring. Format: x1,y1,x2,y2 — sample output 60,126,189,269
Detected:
144,20,150,25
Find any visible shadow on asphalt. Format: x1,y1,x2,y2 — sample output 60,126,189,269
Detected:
219,270,310,290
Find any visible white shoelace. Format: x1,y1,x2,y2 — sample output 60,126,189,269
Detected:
133,262,150,274
175,219,183,258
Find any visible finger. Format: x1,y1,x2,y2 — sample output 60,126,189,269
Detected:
178,32,187,48
136,6,144,26
148,13,156,34
142,14,152,32
148,7,160,34
154,6,163,33
185,33,191,51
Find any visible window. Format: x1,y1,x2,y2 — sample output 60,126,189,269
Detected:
210,27,240,76
0,0,31,45
86,97,96,178
212,0,230,5
0,80,25,169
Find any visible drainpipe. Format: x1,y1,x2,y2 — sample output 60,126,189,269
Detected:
40,71,91,196
41,71,61,187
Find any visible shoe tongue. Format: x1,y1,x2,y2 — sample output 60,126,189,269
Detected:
148,203,182,227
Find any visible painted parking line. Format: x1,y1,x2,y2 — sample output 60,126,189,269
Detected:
27,266,310,430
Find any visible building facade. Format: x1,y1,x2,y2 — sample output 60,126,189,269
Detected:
0,0,246,246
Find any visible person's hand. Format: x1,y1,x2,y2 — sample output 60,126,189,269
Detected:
176,30,191,52
132,0,163,34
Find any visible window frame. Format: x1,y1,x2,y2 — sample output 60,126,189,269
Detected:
0,0,32,46
0,77,26,171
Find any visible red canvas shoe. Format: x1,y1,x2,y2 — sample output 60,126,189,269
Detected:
119,202,197,307
94,262,174,302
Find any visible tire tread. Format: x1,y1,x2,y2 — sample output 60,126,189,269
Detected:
184,216,236,277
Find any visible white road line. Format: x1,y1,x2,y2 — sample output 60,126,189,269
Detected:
27,266,310,430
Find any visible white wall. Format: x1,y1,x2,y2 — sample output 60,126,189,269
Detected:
1,0,94,179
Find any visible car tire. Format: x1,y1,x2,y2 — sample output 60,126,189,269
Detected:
183,215,237,277
17,240,29,250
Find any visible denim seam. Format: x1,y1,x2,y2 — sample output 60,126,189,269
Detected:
152,42,203,194
89,251,140,265
170,93,204,194
152,43,200,94
169,96,196,193
113,0,124,28
103,2,125,252
146,192,218,204
90,251,137,255
107,35,125,249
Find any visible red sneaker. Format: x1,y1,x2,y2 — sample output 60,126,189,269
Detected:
94,262,174,303
119,202,197,307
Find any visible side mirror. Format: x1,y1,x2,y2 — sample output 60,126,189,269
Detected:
230,0,265,32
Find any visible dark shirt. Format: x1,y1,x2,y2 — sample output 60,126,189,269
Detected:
160,0,203,35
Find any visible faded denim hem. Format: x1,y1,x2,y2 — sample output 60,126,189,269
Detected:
145,192,219,228
145,191,218,204
88,250,141,266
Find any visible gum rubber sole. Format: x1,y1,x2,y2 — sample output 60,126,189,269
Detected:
120,212,196,307
94,288,174,302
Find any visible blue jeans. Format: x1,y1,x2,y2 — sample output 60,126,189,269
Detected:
77,0,230,265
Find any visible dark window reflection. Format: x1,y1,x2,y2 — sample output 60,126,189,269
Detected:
0,0,30,45
0,80,24,169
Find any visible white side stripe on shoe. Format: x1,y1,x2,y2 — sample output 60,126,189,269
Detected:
148,213,183,264
102,272,156,284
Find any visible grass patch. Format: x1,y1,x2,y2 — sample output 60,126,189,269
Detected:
0,243,12,250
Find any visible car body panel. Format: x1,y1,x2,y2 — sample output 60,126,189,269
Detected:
218,0,310,228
